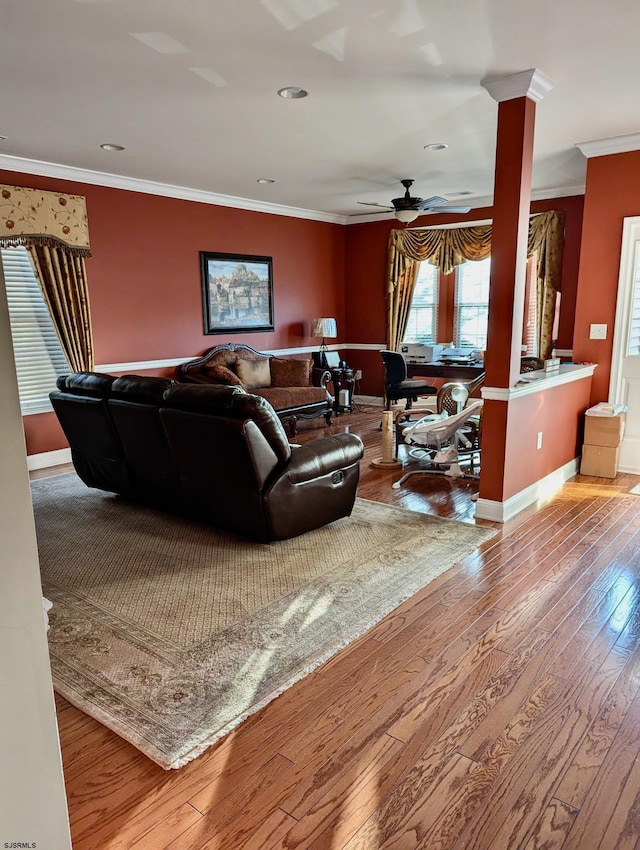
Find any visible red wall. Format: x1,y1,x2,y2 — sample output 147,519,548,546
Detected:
0,169,345,454
480,376,592,503
573,150,640,404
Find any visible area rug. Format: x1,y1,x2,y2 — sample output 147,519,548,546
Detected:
32,473,496,769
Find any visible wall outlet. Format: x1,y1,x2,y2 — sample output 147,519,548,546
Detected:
589,323,608,340
354,369,362,380
537,431,543,450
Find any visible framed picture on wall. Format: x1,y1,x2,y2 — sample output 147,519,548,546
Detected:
200,251,274,334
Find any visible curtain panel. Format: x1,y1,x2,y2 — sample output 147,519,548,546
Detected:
0,184,94,372
386,210,565,359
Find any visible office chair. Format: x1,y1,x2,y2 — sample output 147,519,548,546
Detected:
380,349,437,411
392,399,484,489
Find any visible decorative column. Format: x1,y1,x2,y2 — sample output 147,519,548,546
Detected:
477,69,554,507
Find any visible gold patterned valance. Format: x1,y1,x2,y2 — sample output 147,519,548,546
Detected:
0,184,91,256
387,210,563,283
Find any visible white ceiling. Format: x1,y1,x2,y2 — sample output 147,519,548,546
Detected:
2,0,639,223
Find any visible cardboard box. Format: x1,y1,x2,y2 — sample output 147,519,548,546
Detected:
583,412,626,447
580,444,619,478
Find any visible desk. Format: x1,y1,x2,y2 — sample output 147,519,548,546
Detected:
406,361,485,381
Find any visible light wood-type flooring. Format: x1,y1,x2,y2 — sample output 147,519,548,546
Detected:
35,405,640,849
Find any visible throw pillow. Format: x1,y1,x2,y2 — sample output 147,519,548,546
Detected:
203,363,243,386
236,357,272,390
270,357,312,388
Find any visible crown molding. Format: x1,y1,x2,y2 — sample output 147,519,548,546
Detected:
481,68,554,104
0,152,583,228
575,132,640,159
0,154,345,225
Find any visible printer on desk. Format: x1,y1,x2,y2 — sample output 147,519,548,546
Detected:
440,347,480,365
400,343,482,365
400,343,443,363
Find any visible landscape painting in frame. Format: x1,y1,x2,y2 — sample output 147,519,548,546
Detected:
200,251,274,334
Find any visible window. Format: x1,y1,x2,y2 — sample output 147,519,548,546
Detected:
628,244,640,355
454,258,491,349
1,246,68,412
402,261,439,344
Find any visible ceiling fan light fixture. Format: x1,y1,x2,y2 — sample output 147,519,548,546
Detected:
395,209,420,223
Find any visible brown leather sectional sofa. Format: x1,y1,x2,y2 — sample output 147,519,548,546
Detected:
50,372,364,542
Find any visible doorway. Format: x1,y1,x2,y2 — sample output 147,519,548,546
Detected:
609,216,640,473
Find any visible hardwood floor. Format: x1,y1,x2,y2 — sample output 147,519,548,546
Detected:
39,406,640,848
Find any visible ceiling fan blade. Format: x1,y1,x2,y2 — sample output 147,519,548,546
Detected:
356,201,394,209
429,205,472,214
416,195,449,209
348,209,394,217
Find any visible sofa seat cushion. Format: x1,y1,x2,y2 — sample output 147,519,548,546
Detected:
236,357,271,390
253,386,327,411
270,357,312,387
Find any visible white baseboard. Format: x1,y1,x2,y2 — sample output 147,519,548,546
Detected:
475,457,579,522
27,448,72,471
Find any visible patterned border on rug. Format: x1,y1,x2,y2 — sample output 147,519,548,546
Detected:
33,474,497,769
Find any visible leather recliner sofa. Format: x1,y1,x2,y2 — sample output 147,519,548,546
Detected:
50,372,364,542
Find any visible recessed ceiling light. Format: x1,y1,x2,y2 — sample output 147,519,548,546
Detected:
0,135,7,141
100,143,125,152
424,143,448,151
257,178,275,184
454,190,473,196
277,86,308,99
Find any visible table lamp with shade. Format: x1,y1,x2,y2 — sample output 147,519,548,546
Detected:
311,317,338,370
311,317,337,352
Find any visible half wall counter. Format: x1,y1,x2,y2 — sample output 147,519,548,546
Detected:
476,364,597,522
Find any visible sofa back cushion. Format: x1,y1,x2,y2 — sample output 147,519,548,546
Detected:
108,375,181,508
236,357,271,390
110,375,176,401
160,385,288,540
162,384,291,464
57,371,115,397
159,411,275,540
50,373,132,496
270,357,312,387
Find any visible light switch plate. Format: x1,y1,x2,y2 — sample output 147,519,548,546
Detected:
589,323,608,340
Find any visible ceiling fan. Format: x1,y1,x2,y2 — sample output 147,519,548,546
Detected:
353,178,471,223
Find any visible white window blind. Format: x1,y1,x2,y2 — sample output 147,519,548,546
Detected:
628,243,640,355
402,261,439,344
455,258,491,349
1,246,69,412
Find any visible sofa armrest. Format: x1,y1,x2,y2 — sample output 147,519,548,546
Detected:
312,368,331,389
283,433,363,484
